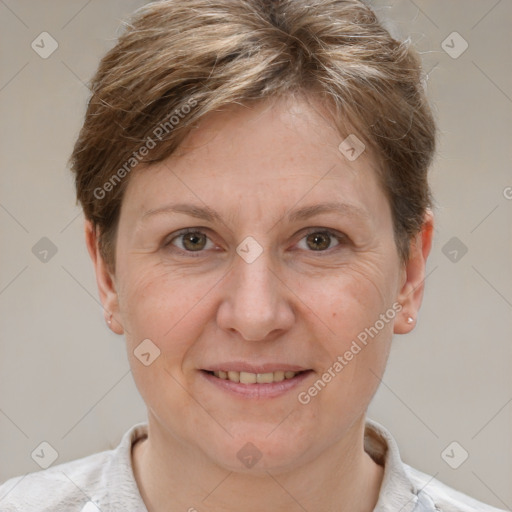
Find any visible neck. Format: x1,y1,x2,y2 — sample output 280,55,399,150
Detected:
132,414,384,512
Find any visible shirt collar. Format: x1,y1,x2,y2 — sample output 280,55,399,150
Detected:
94,419,437,512
365,418,437,511
101,421,149,511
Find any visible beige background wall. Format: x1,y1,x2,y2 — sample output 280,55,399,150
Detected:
0,0,511,508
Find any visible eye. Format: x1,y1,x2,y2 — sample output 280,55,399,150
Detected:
163,227,348,257
164,228,215,255
296,228,347,252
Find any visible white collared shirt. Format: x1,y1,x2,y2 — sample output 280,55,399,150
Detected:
0,418,506,511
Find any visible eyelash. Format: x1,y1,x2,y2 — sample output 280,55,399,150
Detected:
163,227,348,257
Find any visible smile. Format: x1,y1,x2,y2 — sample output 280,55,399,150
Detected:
200,369,313,399
210,369,302,384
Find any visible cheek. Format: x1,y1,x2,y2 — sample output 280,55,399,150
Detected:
117,263,222,359
306,259,398,339
117,267,214,406
299,260,397,396
297,271,395,423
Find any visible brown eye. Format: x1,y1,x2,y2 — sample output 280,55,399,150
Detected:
165,229,214,255
296,229,347,253
181,231,207,251
305,231,333,251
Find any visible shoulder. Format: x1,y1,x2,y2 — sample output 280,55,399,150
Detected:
404,463,507,512
0,449,112,511
364,418,507,512
0,422,148,512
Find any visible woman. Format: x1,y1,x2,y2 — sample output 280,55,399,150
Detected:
0,0,505,510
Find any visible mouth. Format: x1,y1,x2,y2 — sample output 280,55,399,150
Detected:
203,369,306,384
199,368,314,399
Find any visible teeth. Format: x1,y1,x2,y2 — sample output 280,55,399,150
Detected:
273,370,285,382
227,371,240,383
240,372,257,384
212,370,300,384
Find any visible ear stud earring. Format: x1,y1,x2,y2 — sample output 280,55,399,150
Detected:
108,313,113,325
407,316,414,324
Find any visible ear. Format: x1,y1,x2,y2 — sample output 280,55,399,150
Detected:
394,209,434,334
84,220,124,335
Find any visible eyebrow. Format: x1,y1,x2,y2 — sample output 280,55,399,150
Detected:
141,201,369,225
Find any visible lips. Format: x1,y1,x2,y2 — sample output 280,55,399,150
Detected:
200,367,313,399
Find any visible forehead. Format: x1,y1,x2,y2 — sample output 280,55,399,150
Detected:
121,95,387,223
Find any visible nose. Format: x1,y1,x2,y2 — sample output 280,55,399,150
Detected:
216,247,295,341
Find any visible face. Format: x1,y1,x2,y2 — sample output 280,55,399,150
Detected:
89,94,429,473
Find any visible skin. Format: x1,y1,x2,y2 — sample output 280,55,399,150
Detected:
86,93,433,512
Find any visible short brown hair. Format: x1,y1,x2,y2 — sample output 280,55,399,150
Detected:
70,0,437,272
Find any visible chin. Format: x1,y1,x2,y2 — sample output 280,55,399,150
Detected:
203,427,316,474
